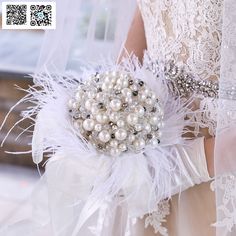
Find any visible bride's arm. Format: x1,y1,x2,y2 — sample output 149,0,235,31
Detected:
119,7,147,62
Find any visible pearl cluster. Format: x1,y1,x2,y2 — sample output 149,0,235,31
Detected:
68,71,164,156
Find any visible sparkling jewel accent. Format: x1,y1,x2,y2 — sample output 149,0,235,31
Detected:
68,70,164,156
146,59,219,98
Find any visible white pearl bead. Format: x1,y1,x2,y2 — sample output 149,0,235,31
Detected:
150,116,159,125
96,113,109,124
151,139,158,147
115,129,127,141
144,124,151,133
125,97,133,104
117,120,125,128
135,124,142,132
87,90,96,98
133,138,146,150
85,99,94,111
96,92,105,102
128,134,136,143
72,102,78,109
143,88,150,95
110,99,122,111
127,114,139,125
98,130,111,143
82,119,95,131
110,148,121,156
119,143,127,152
130,84,138,91
73,120,81,129
122,88,132,97
134,105,145,117
68,99,75,109
110,140,119,147
94,124,102,132
151,92,157,100
91,104,99,115
75,91,82,101
109,112,119,122
139,93,146,101
104,76,111,84
102,83,110,91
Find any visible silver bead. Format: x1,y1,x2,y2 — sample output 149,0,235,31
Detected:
98,130,111,143
110,99,122,111
82,119,95,131
115,129,127,141
127,114,139,125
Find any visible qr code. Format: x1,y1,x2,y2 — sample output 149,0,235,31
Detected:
30,4,52,26
2,2,56,29
6,4,27,25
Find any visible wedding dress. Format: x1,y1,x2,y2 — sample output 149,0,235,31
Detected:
136,1,235,235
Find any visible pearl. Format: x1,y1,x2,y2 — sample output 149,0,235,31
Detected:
130,84,138,91
116,78,128,88
134,124,142,132
134,105,145,117
109,112,119,122
75,91,82,101
98,130,111,143
115,129,127,141
91,104,99,115
143,88,150,95
72,102,78,109
144,124,151,133
133,138,146,150
87,90,96,98
121,88,132,97
110,148,121,156
96,92,105,102
110,99,122,111
68,99,75,109
96,113,109,124
73,120,82,129
82,119,95,131
127,114,139,125
117,119,125,128
119,143,127,152
150,139,158,147
128,134,135,143
110,140,119,147
94,124,102,132
125,97,133,104
85,99,94,111
150,116,159,125
139,93,146,101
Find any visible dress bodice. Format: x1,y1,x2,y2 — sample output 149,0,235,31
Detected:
137,0,223,81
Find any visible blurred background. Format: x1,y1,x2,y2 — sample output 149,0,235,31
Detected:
0,0,127,226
